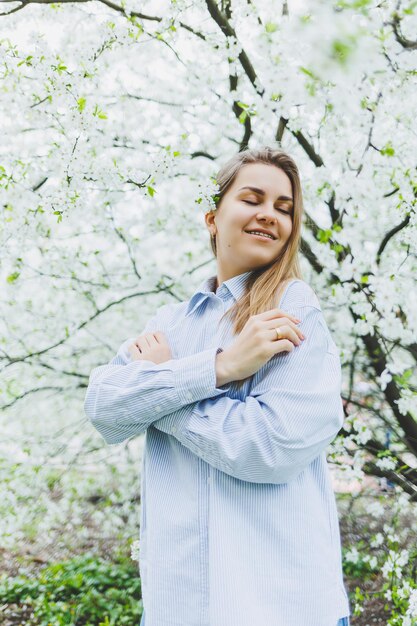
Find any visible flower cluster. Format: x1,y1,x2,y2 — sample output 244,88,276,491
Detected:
195,176,220,213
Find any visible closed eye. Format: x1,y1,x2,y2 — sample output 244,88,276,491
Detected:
243,200,291,214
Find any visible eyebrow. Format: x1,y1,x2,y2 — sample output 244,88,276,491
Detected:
238,186,294,205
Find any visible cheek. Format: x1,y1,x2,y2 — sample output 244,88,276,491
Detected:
224,214,245,234
283,219,293,239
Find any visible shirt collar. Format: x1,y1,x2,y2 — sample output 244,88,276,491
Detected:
185,270,253,318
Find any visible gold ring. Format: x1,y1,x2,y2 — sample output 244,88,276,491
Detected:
275,327,281,340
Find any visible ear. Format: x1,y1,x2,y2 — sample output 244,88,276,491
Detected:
205,211,217,235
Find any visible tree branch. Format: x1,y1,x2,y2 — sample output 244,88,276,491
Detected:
390,8,417,50
376,213,411,265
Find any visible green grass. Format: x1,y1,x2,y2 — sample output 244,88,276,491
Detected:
0,552,142,625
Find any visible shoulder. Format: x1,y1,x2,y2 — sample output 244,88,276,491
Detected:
278,280,340,355
278,278,322,312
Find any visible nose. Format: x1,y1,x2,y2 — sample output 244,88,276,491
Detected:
256,209,277,225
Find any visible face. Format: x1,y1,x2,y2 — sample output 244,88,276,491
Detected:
205,162,294,286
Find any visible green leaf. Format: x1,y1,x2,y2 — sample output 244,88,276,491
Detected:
77,97,86,112
331,39,354,65
380,141,395,157
17,55,33,67
7,272,20,283
92,104,107,119
55,62,67,74
335,0,371,11
265,22,278,33
317,228,332,243
299,66,317,79
393,368,414,386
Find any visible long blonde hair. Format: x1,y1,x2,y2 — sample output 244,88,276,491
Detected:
207,146,304,386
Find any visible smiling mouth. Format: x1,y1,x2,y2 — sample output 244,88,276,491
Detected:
245,232,276,242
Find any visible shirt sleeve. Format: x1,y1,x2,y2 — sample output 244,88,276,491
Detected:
153,305,345,485
83,309,231,445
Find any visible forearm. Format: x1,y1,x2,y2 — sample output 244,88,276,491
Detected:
154,388,344,484
84,347,231,444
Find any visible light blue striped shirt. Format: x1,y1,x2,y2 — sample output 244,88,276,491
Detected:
84,271,351,626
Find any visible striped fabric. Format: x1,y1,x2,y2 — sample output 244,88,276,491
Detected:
84,271,351,626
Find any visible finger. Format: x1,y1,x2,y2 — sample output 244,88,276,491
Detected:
139,332,166,347
271,318,305,340
134,337,147,353
128,344,141,358
153,331,168,344
287,326,303,345
135,333,157,350
143,334,156,349
271,324,302,346
258,308,301,324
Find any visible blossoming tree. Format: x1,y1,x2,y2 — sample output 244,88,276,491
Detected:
0,0,416,620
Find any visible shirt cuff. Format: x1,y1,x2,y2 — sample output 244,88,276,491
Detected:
172,346,231,405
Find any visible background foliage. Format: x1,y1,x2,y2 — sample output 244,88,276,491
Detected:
1,0,416,623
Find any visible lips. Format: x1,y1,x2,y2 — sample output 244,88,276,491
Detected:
244,228,276,239
245,231,276,241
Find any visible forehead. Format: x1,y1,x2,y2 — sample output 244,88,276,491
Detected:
231,162,292,196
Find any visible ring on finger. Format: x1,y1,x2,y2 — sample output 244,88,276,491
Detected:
275,327,282,340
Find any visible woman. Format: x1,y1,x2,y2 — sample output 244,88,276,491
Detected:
84,146,351,626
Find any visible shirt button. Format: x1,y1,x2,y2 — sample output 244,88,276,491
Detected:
156,405,162,413
186,392,193,401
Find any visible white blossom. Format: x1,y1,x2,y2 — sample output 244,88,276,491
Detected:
395,389,416,417
375,456,397,472
366,500,385,519
130,540,140,561
345,546,360,564
377,368,393,392
370,532,384,548
381,549,409,580
406,588,417,619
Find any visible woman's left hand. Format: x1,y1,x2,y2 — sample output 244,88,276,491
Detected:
128,331,172,364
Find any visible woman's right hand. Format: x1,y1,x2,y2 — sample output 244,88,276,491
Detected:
217,309,306,384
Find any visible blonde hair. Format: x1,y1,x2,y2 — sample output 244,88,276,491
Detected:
206,145,304,387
